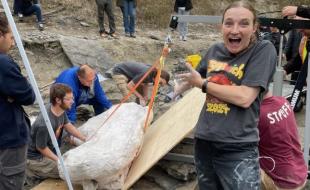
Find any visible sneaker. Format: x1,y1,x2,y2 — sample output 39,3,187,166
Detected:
182,36,187,41
40,18,46,24
100,32,108,38
110,33,118,38
130,33,136,38
18,13,23,22
38,23,44,31
125,32,130,37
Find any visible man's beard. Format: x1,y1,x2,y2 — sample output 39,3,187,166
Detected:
60,101,70,110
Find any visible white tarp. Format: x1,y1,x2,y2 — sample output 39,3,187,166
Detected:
58,103,151,190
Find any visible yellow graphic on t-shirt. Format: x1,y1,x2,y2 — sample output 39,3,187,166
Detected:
205,60,245,115
208,60,244,79
207,102,230,115
230,63,244,79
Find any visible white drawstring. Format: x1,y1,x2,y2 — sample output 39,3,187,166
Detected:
259,156,276,172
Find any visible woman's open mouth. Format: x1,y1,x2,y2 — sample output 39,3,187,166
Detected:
229,37,241,45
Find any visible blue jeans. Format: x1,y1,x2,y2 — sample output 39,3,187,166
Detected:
177,7,189,38
194,138,260,190
123,0,136,34
22,4,43,23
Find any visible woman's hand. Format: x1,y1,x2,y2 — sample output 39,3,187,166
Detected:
177,63,204,88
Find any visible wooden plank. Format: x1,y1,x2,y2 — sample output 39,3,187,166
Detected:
123,88,205,189
31,179,82,190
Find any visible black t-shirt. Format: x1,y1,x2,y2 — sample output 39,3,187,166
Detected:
27,105,69,159
112,62,156,84
195,40,277,143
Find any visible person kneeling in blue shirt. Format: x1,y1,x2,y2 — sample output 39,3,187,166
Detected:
55,64,112,124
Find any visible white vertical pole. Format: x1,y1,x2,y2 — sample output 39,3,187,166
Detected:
303,52,310,165
0,1,73,189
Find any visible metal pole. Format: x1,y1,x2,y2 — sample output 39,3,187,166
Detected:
272,33,284,96
0,1,73,189
176,15,222,24
303,52,310,165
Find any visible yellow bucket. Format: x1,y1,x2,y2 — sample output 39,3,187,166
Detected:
186,54,202,69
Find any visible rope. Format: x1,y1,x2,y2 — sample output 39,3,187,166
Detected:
143,46,170,131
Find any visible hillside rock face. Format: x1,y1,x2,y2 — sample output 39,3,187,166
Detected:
60,36,115,73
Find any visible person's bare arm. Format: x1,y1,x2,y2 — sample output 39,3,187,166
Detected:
37,147,58,162
127,81,146,106
178,63,260,108
282,6,298,17
207,83,260,108
64,123,86,142
142,83,149,101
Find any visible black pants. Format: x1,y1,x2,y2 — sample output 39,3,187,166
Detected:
194,138,260,190
95,0,116,34
0,145,27,190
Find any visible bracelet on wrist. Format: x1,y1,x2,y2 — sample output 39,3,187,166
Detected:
201,80,208,93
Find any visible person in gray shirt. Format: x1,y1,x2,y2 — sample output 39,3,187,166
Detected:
178,1,277,189
27,83,86,180
112,62,170,106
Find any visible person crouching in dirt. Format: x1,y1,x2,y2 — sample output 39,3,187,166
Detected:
177,1,277,189
111,62,170,106
0,13,36,190
55,64,112,124
13,0,44,30
26,83,86,183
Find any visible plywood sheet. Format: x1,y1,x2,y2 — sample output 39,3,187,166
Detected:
31,179,82,190
123,88,205,189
